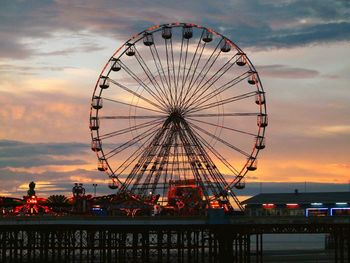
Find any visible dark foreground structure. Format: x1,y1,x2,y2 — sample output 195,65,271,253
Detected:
0,216,349,263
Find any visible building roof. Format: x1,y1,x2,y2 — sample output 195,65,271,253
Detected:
241,192,350,205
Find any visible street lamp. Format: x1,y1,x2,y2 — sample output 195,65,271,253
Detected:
92,183,97,197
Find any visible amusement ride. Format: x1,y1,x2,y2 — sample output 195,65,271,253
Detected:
89,23,267,214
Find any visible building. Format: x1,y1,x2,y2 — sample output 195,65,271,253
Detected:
242,191,350,216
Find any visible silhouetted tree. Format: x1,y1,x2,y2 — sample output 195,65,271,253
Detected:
46,195,71,213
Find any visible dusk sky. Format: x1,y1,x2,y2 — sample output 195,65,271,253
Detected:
0,0,349,197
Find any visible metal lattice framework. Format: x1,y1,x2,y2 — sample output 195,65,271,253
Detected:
89,23,267,209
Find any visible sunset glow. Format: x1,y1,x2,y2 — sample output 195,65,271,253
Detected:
0,0,349,197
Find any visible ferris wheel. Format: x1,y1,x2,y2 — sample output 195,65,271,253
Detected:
89,23,267,210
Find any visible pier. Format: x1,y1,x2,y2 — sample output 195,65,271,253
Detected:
0,216,349,262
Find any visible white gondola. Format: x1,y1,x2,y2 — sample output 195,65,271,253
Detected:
92,96,103,109
255,91,265,105
202,29,213,43
143,32,154,46
255,136,265,150
110,58,121,72
125,43,135,56
236,54,247,66
98,158,108,172
247,158,257,171
162,26,172,39
90,117,99,130
99,76,109,89
257,114,268,127
220,40,231,52
91,138,102,152
183,26,193,39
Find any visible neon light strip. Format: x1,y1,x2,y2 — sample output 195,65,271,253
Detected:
330,207,350,216
305,208,328,217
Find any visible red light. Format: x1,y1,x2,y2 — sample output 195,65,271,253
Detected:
286,203,299,209
210,201,220,209
27,196,37,204
262,203,275,209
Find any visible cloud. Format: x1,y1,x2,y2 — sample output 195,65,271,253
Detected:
257,64,319,79
0,140,87,157
0,64,75,75
37,42,105,56
258,21,350,48
0,156,87,168
0,90,91,142
0,140,90,168
0,0,349,59
303,125,350,138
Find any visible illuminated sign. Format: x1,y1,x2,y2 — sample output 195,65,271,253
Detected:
311,202,323,206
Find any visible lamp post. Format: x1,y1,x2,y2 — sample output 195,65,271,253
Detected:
92,183,97,197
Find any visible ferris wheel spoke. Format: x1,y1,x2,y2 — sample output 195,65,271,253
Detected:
192,129,239,177
133,47,173,108
189,48,221,100
108,78,167,112
189,70,253,111
182,53,239,110
187,121,251,157
102,97,165,114
176,34,185,102
100,114,167,119
178,38,190,106
149,127,176,193
185,91,257,115
117,60,169,109
112,130,155,176
104,123,162,159
99,118,164,140
179,39,206,109
178,29,205,107
180,127,224,197
148,46,174,107
176,129,210,194
187,112,258,118
187,117,257,136
151,42,175,106
169,38,178,107
180,38,223,109
164,39,173,103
